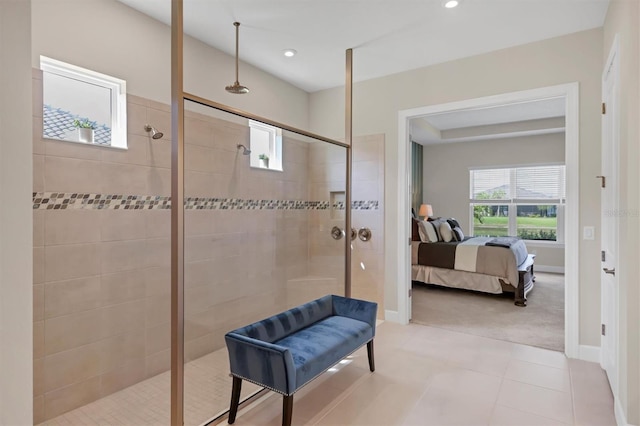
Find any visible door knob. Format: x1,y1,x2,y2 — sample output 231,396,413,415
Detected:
603,267,616,276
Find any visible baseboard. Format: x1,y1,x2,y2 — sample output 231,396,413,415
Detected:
535,265,565,274
615,396,631,426
578,345,601,363
384,310,400,323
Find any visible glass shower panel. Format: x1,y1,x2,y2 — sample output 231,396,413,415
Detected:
182,99,346,425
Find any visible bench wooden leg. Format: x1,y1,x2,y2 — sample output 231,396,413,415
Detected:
229,376,242,424
282,394,294,426
367,340,375,372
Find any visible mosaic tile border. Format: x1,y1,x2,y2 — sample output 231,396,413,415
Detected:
33,193,379,211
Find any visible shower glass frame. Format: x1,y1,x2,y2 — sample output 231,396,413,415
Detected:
170,1,354,423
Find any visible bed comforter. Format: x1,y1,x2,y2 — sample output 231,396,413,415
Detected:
411,236,528,289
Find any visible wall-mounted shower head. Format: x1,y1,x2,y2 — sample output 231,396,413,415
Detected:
237,144,251,155
144,125,164,140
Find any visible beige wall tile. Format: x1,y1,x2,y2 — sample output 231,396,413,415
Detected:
101,269,146,306
185,210,214,237
100,239,146,274
100,134,149,166
185,117,214,148
34,357,44,397
185,310,215,342
99,329,145,373
45,308,102,355
33,210,44,247
185,284,213,316
147,107,171,138
44,156,103,194
34,284,44,322
147,166,171,196
45,139,102,161
126,95,149,107
185,170,215,197
43,342,102,392
101,300,145,339
185,334,214,362
45,243,100,282
100,209,147,242
145,237,170,268
45,276,101,319
145,322,170,356
127,102,148,137
145,294,170,327
185,144,215,173
145,349,170,378
45,210,101,246
44,376,101,420
32,74,43,118
33,154,45,192
100,358,146,397
34,320,44,359
34,247,45,284
101,162,148,195
144,266,170,297
211,148,237,175
33,117,45,155
185,260,215,289
145,210,170,238
148,135,171,168
33,396,45,425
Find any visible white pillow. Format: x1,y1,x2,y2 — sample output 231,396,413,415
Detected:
439,221,453,242
418,220,438,242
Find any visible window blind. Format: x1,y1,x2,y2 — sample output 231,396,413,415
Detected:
471,165,565,203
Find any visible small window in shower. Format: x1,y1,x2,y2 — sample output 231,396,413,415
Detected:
40,56,127,149
249,120,283,171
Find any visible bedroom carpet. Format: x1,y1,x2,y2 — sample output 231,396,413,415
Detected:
411,272,564,352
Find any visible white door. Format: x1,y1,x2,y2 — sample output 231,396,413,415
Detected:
600,37,619,392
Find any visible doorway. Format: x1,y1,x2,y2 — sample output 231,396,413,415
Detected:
396,84,581,357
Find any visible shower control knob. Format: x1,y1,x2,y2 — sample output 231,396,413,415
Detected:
351,228,357,241
358,227,372,242
331,226,345,240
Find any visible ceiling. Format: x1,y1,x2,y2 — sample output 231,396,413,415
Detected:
410,97,567,145
117,0,610,93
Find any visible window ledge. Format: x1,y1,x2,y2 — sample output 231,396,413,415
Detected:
44,136,127,150
523,240,565,248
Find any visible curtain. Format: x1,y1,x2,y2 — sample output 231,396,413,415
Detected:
411,142,423,216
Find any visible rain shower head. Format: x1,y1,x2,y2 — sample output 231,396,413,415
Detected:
237,144,251,155
226,22,249,94
144,125,164,140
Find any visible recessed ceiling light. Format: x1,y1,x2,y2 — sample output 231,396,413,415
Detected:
443,0,460,8
283,49,297,58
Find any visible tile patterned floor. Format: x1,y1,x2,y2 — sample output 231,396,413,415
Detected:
39,322,616,426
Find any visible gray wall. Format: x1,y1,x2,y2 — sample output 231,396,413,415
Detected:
0,0,33,424
422,133,565,269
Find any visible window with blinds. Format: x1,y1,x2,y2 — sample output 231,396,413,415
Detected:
470,165,565,242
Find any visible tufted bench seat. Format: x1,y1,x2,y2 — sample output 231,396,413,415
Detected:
224,294,377,426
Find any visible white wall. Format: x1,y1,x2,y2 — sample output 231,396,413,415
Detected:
0,0,33,424
31,0,310,130
422,133,565,269
602,1,640,424
309,28,603,347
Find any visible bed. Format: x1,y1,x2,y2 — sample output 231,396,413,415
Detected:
411,218,535,306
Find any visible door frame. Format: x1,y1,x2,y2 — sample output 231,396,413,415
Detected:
396,83,580,358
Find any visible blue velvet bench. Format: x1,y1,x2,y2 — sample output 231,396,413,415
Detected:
224,294,377,426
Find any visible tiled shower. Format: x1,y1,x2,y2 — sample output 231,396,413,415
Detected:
33,69,384,425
